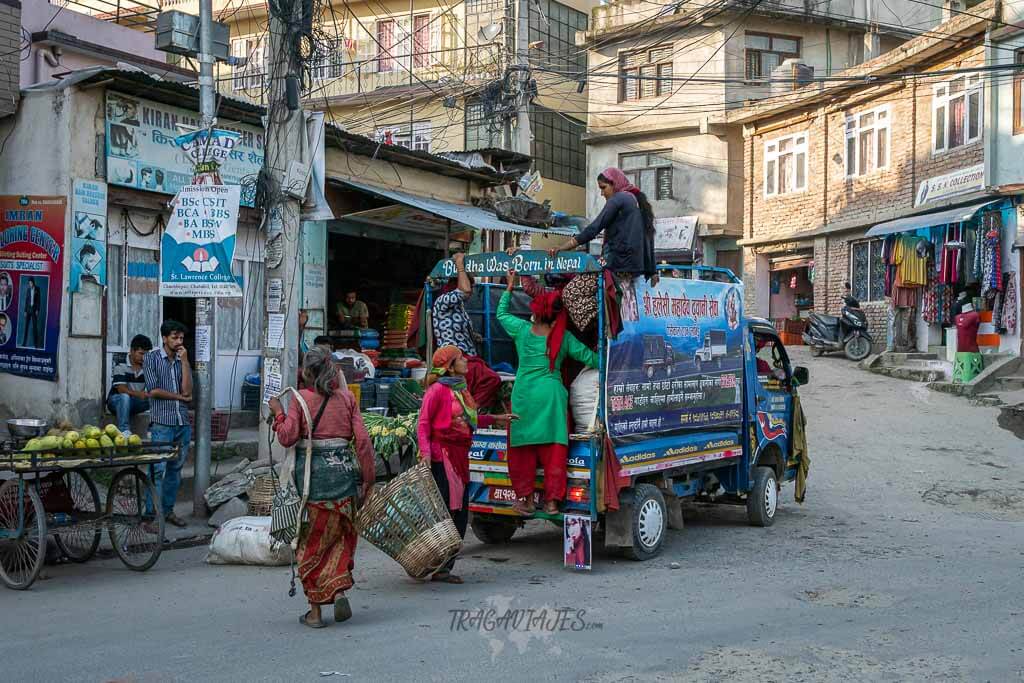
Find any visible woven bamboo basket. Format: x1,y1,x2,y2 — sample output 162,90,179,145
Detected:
355,462,461,579
246,475,275,517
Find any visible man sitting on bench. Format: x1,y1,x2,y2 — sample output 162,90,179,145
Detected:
108,334,153,433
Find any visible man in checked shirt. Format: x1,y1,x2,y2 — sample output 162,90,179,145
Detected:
143,320,193,528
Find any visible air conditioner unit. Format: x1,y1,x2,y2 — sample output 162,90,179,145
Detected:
769,59,814,97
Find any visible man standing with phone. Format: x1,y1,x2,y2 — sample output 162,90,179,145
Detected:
143,320,193,528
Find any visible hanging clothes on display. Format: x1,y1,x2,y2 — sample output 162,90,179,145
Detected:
1000,271,1017,334
980,214,1002,297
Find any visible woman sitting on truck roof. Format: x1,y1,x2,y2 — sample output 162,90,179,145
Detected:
498,270,599,516
548,167,656,280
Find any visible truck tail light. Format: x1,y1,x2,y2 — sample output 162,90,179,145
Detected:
567,486,587,503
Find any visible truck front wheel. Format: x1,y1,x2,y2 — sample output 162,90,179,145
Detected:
470,515,517,544
622,484,667,561
746,466,778,527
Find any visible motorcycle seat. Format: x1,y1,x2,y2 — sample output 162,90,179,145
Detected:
810,313,839,326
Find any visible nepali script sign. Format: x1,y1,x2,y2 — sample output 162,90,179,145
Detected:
160,185,243,297
606,276,745,444
429,250,602,279
105,92,263,207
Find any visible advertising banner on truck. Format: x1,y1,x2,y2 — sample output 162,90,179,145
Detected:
606,276,745,444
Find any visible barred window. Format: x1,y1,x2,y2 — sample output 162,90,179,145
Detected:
850,238,886,303
530,106,585,187
465,100,503,150
529,0,588,74
619,150,673,200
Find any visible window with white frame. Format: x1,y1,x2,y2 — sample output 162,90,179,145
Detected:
845,106,890,177
375,121,432,152
231,37,265,91
850,238,886,303
764,132,807,197
933,73,983,153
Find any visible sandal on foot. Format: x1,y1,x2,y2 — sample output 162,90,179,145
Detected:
512,500,533,516
300,612,327,629
432,571,464,584
334,597,353,623
543,501,559,515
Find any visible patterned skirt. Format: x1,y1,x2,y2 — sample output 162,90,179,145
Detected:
296,498,358,604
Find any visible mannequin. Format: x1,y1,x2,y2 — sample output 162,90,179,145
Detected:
953,302,983,383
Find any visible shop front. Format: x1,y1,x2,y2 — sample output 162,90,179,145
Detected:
314,177,572,406
865,198,1021,359
767,252,814,343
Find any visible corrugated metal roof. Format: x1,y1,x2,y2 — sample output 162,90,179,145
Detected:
333,178,574,236
23,66,264,126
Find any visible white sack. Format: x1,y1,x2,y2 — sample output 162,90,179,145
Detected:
570,368,600,433
206,516,293,566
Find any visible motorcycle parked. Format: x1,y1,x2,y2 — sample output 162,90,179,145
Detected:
802,294,873,361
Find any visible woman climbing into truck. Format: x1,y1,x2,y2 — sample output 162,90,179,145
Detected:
498,270,600,516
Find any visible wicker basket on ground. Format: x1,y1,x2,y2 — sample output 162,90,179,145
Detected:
247,475,275,516
354,462,461,579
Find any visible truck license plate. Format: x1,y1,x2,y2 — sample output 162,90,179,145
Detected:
490,488,539,504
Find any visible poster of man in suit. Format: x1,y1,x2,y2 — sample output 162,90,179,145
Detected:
0,196,65,381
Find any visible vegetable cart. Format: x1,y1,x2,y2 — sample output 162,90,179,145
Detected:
0,440,179,589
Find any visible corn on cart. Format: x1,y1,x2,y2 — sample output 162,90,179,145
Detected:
0,420,179,590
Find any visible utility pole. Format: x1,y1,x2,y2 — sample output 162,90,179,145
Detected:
513,0,531,156
258,0,305,462
192,0,217,518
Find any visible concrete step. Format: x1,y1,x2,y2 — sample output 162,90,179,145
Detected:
870,365,948,383
879,352,939,364
991,376,1024,391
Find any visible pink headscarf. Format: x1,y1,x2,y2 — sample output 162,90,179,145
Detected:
600,167,640,196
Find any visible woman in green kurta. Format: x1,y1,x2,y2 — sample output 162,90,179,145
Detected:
498,270,599,516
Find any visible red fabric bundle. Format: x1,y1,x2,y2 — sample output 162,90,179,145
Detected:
530,290,568,371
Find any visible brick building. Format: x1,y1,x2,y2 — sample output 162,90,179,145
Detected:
731,0,1022,357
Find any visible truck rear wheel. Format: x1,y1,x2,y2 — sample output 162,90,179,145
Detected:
746,466,778,527
622,484,666,561
470,515,517,544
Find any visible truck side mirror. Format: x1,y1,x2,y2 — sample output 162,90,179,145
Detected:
793,366,809,386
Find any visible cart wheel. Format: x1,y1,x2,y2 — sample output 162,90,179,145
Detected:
107,469,164,571
0,479,46,590
54,470,101,563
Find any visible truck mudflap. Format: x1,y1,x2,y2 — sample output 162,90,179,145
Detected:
467,429,592,517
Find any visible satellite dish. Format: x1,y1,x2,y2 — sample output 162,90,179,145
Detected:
477,23,503,42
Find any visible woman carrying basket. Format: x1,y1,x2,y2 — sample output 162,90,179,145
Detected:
269,346,376,628
498,271,599,516
417,345,516,584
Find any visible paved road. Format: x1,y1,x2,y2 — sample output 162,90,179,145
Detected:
2,350,1023,682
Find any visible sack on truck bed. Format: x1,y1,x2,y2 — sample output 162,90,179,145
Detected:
570,368,600,433
206,516,294,566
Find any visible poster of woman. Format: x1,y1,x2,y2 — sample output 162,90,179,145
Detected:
564,514,592,571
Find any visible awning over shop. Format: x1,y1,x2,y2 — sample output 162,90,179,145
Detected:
331,178,574,236
769,255,813,271
866,200,1000,237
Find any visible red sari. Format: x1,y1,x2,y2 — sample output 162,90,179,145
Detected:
274,388,375,604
